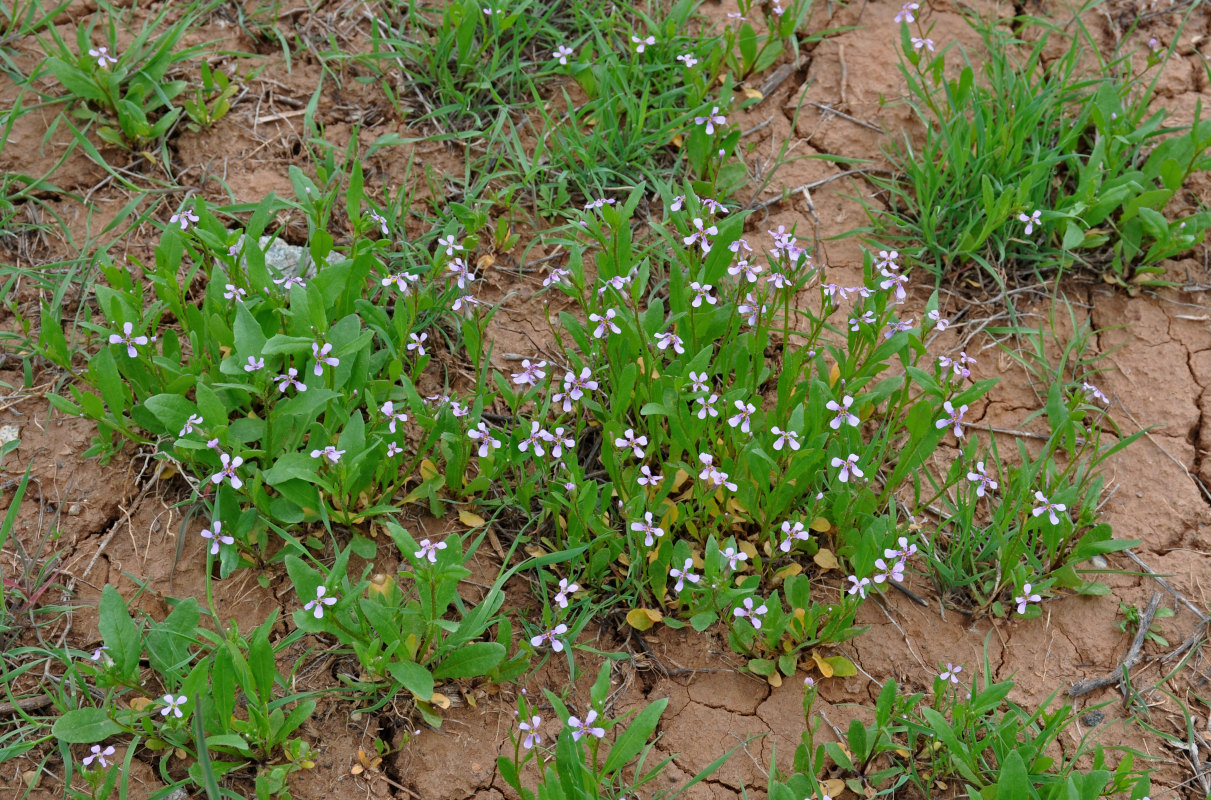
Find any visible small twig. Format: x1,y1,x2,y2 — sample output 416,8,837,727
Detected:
1121,549,1210,622
757,60,801,102
0,695,53,715
748,169,876,211
1159,618,1210,663
838,42,848,107
792,101,884,132
1069,592,1162,698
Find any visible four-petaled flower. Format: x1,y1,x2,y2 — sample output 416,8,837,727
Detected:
779,520,809,553
827,396,859,430
894,2,919,22
180,413,203,437
831,453,864,483
244,355,264,372
310,445,345,464
552,44,574,65
554,577,579,608
590,308,621,338
631,511,664,547
771,426,800,452
720,546,748,572
468,422,502,457
738,293,766,326
387,442,402,457
210,452,244,490
382,272,419,293
274,275,306,290
415,538,448,564
83,744,115,767
669,558,700,593
89,46,117,67
169,210,199,231
381,400,408,433
437,234,463,256
733,596,768,628
687,371,710,393
847,575,871,599
567,710,605,741
1019,209,1042,236
631,34,655,52
912,36,935,51
512,359,547,386
200,520,234,555
614,428,648,458
1015,583,1042,614
676,53,698,68
683,219,718,253
939,663,962,684
1032,491,1066,525
1081,381,1108,404
935,400,968,438
160,694,188,719
695,106,727,135
530,623,569,652
276,367,307,393
368,210,389,236
518,715,543,749
967,461,998,497
728,400,755,433
224,283,246,301
656,331,686,354
881,269,909,302
695,393,719,419
698,452,737,491
873,557,905,584
638,465,664,487
304,585,337,618
109,322,149,358
407,332,428,356
518,421,551,457
312,342,339,376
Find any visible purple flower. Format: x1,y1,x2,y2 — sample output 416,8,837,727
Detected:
683,219,717,253
518,715,542,749
687,371,709,393
310,445,345,464
912,36,936,51
697,452,737,491
244,355,264,372
209,452,244,490
274,275,306,290
368,210,389,236
223,283,246,301
719,546,747,572
655,331,686,354
771,426,800,452
200,520,234,555
160,694,188,718
108,321,149,358
468,422,502,457
1032,491,1067,525
554,577,579,608
939,663,962,684
382,272,420,293
552,44,574,65
543,267,571,286
935,400,968,438
873,557,905,584
511,359,547,386
847,575,870,599
732,596,767,628
1015,583,1042,614
415,538,448,564
380,400,409,433
694,106,727,135
637,465,663,487
303,585,337,619
880,269,909,302
437,234,463,256
1081,381,1108,404
827,396,859,429
179,413,203,437
519,421,551,457
530,623,569,652
88,46,117,67
831,453,863,483
689,281,716,307
169,210,199,231
738,293,766,326
967,461,998,497
82,744,115,767
669,557,700,592
631,34,655,53
676,53,698,68
386,442,402,457
695,393,719,420
630,512,664,547
590,308,621,338
894,2,919,22
614,428,648,459
407,333,428,356
728,400,755,433
312,342,339,376
779,521,810,553
567,709,605,741
275,367,307,393
1019,210,1042,236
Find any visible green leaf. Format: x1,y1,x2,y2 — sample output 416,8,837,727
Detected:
995,749,1030,800
603,697,668,774
145,597,198,679
386,660,435,701
431,641,505,680
99,584,141,680
52,708,123,744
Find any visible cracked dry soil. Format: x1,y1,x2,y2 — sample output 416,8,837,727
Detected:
3,0,1211,796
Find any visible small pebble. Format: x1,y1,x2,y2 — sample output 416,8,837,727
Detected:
1080,710,1104,726
67,503,81,516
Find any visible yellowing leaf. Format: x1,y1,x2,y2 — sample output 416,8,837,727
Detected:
419,459,440,481
766,671,782,688
829,361,841,387
367,573,395,599
813,549,840,570
739,540,758,561
626,608,663,631
476,253,496,270
823,655,858,677
671,469,691,492
811,650,834,678
458,510,486,528
810,516,831,532
772,562,803,583
743,87,763,100
429,692,452,710
128,697,154,712
822,779,846,797
525,545,548,559
670,133,684,148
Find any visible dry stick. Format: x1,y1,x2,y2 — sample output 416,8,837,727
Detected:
1121,548,1210,623
756,59,801,102
792,101,884,132
1069,591,1162,698
0,695,53,715
748,169,876,212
